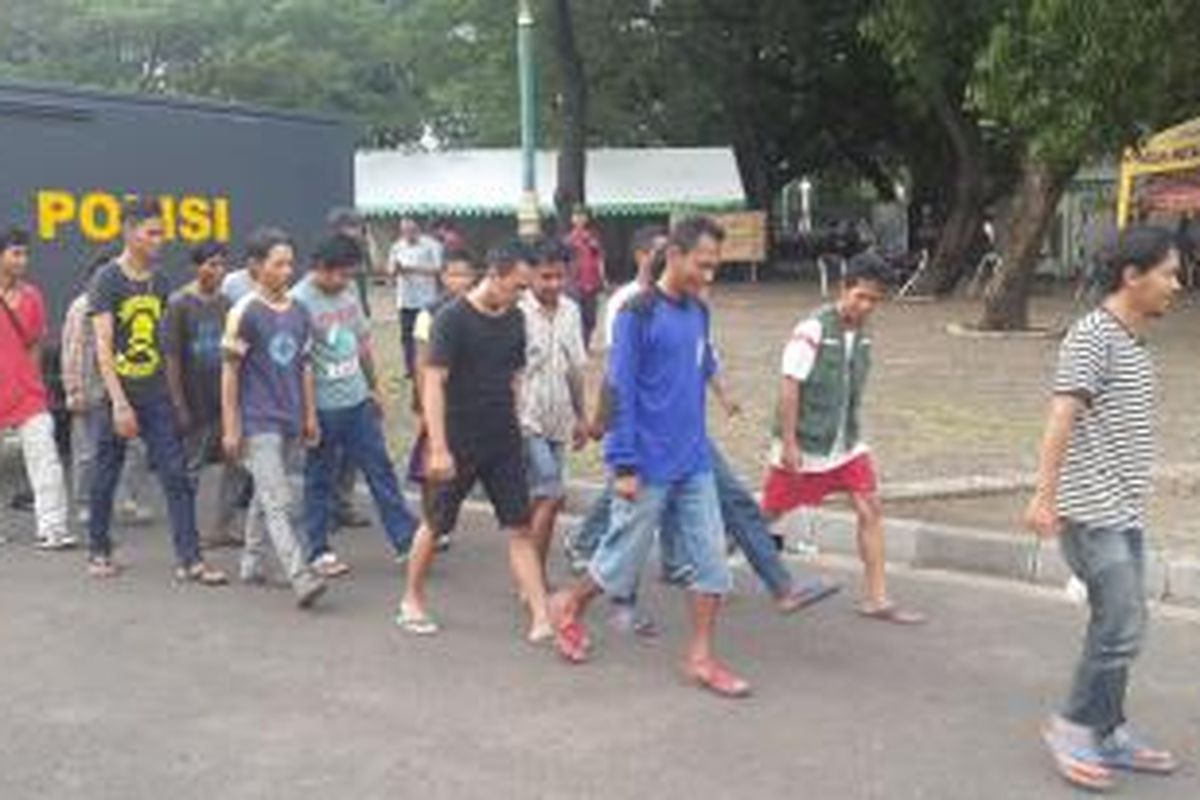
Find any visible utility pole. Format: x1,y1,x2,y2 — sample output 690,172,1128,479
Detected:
516,0,540,238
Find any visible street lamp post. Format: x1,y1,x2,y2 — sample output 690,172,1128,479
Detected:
516,0,540,238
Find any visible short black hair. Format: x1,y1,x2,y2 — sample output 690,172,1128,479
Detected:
536,237,573,266
190,241,228,266
486,239,537,275
0,226,31,252
86,244,121,279
649,248,669,281
122,197,163,227
631,225,666,256
843,250,893,289
441,248,479,270
1102,225,1179,295
325,206,363,230
245,227,293,263
669,216,725,253
312,232,363,270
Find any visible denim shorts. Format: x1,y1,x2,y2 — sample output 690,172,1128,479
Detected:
525,436,566,500
588,471,731,597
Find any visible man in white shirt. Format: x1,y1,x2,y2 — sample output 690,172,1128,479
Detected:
389,217,443,379
600,226,667,350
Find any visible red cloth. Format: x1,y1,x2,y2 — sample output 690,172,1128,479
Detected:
0,282,49,428
567,227,605,295
761,452,878,514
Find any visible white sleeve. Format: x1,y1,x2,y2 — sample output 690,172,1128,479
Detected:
780,318,823,382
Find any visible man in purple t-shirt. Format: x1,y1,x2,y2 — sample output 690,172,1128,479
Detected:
221,227,325,609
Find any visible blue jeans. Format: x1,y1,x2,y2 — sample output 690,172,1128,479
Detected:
589,471,731,598
576,447,794,598
88,394,201,567
1059,522,1149,735
304,401,418,559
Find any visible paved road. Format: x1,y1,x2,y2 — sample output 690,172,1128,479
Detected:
1,509,1197,800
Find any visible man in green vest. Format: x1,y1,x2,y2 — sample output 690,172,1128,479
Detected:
761,251,925,625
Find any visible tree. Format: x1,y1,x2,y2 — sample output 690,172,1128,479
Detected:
865,0,1011,294
975,0,1200,329
549,0,587,228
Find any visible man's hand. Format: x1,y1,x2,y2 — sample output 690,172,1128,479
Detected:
614,473,639,501
1024,491,1062,539
370,387,388,419
303,415,321,449
66,391,85,414
173,403,193,434
427,445,456,482
779,438,802,473
113,402,139,439
571,420,589,451
222,431,242,463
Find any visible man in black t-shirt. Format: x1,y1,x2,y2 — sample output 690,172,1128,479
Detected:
397,241,551,642
86,197,226,585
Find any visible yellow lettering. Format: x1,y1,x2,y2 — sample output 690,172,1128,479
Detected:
178,196,212,242
78,193,122,242
159,195,178,241
213,197,231,242
36,190,76,241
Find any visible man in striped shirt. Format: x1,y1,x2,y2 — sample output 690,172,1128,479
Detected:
1027,225,1181,792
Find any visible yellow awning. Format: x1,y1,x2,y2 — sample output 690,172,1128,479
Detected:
1118,116,1200,227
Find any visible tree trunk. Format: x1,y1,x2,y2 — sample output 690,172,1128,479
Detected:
907,87,986,295
550,0,587,232
978,156,1076,330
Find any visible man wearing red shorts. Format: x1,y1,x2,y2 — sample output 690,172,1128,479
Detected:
762,251,925,625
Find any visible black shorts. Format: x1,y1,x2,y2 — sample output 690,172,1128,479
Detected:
429,443,530,535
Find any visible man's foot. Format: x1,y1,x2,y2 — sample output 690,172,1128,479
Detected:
1042,716,1115,791
527,621,554,644
607,603,660,638
9,491,34,512
857,601,926,625
777,577,841,614
87,556,123,579
334,509,371,530
175,562,229,587
117,500,154,525
35,534,80,551
549,591,590,663
1098,725,1179,775
312,552,352,579
395,601,439,635
684,659,752,699
295,576,327,610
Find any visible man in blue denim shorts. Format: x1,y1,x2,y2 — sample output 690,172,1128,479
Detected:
518,239,588,579
550,216,750,699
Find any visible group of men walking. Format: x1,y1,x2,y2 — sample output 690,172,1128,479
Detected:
0,198,1183,790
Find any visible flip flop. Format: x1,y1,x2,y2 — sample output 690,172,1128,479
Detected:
1042,722,1116,791
1098,727,1179,775
857,603,927,626
554,618,590,663
778,577,841,614
685,660,752,699
395,606,440,636
87,557,123,579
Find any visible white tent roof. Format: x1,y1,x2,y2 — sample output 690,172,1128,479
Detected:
355,147,745,217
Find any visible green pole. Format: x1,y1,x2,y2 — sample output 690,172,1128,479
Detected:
516,0,540,237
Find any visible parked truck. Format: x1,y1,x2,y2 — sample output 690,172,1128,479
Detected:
0,81,355,331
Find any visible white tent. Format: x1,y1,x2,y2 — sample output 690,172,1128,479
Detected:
355,147,745,217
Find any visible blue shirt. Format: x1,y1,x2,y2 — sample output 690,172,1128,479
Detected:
291,275,371,411
222,294,312,438
604,290,715,484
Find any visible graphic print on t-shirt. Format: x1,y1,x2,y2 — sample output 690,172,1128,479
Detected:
268,331,300,367
115,294,164,379
190,318,223,364
322,323,360,380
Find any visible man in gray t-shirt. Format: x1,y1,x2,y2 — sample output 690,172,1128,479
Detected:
292,234,417,579
1026,226,1181,791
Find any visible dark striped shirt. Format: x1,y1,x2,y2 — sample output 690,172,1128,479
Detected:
1054,308,1155,528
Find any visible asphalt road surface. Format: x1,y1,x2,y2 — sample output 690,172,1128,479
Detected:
1,509,1197,800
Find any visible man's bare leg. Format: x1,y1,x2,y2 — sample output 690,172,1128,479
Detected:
508,527,552,641
528,498,560,575
849,492,887,607
683,592,750,696
400,522,439,621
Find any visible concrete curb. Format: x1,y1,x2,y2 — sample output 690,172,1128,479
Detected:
562,480,1200,608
